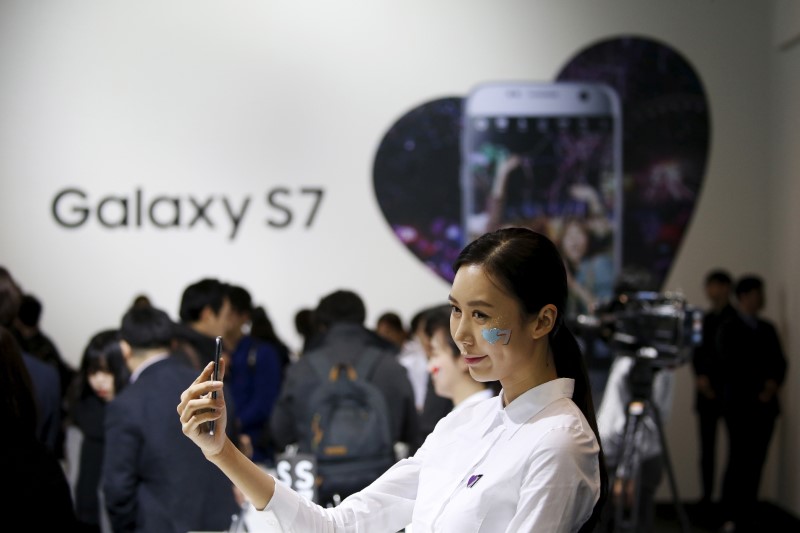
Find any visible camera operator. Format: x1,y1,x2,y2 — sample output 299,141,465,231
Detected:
591,273,681,533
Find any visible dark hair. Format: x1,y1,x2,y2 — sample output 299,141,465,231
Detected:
228,285,253,314
179,278,229,323
452,227,607,532
120,306,175,349
0,325,38,437
0,266,23,327
131,294,152,310
294,308,316,338
17,294,43,328
315,289,366,327
410,308,429,336
423,305,452,342
251,306,290,357
377,312,405,334
735,274,763,296
705,269,733,286
414,304,450,337
68,329,130,408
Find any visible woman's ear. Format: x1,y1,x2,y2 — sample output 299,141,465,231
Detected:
531,304,558,340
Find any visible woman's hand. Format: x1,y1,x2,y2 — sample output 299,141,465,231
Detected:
177,359,228,458
492,153,522,198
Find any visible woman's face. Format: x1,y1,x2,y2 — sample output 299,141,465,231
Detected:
428,328,463,400
561,221,588,264
449,264,539,388
88,370,116,402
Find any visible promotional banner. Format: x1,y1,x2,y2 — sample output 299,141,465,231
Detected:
0,3,710,370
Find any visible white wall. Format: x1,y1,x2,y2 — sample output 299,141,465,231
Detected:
0,0,795,514
766,0,800,517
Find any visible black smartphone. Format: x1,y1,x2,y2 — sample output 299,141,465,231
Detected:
209,335,222,435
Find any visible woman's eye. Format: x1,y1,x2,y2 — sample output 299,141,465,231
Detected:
472,310,488,320
450,305,462,316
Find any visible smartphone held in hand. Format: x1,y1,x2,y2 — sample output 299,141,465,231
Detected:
209,335,222,435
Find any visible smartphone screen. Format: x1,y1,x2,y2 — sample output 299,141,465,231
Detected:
461,81,622,317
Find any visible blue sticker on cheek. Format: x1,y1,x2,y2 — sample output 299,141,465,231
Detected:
482,328,512,345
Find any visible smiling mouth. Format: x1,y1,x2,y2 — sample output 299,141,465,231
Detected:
464,355,487,365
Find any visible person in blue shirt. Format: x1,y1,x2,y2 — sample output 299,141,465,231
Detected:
224,284,283,466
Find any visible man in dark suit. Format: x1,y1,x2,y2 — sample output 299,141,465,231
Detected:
717,275,787,533
103,305,238,533
691,269,736,510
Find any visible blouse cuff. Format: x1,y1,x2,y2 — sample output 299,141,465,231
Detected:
263,474,301,527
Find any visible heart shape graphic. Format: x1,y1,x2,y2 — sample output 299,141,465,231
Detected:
373,36,710,290
556,36,711,290
372,96,464,282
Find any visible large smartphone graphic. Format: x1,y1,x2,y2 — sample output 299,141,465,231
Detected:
461,81,622,316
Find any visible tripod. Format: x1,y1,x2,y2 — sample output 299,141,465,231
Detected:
611,356,692,533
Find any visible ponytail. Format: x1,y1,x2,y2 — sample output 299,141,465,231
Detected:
551,323,608,533
550,323,596,429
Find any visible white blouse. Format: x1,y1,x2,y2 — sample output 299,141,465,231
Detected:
265,378,601,532
451,388,496,413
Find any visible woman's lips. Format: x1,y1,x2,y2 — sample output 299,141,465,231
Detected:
464,355,487,365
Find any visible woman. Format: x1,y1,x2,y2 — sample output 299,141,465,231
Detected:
424,305,499,411
64,329,130,533
1,325,78,529
223,285,284,466
178,227,607,532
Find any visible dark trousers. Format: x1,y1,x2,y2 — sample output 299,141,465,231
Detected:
696,397,721,502
721,406,776,526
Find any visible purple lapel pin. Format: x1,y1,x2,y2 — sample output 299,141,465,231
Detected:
467,474,483,488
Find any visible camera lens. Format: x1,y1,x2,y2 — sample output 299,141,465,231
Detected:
579,91,589,101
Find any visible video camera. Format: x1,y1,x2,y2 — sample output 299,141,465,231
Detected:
572,291,703,368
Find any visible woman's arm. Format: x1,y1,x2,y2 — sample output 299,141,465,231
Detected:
266,457,420,531
485,154,522,232
178,359,420,531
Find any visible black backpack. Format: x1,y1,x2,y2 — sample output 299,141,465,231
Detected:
305,348,395,504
